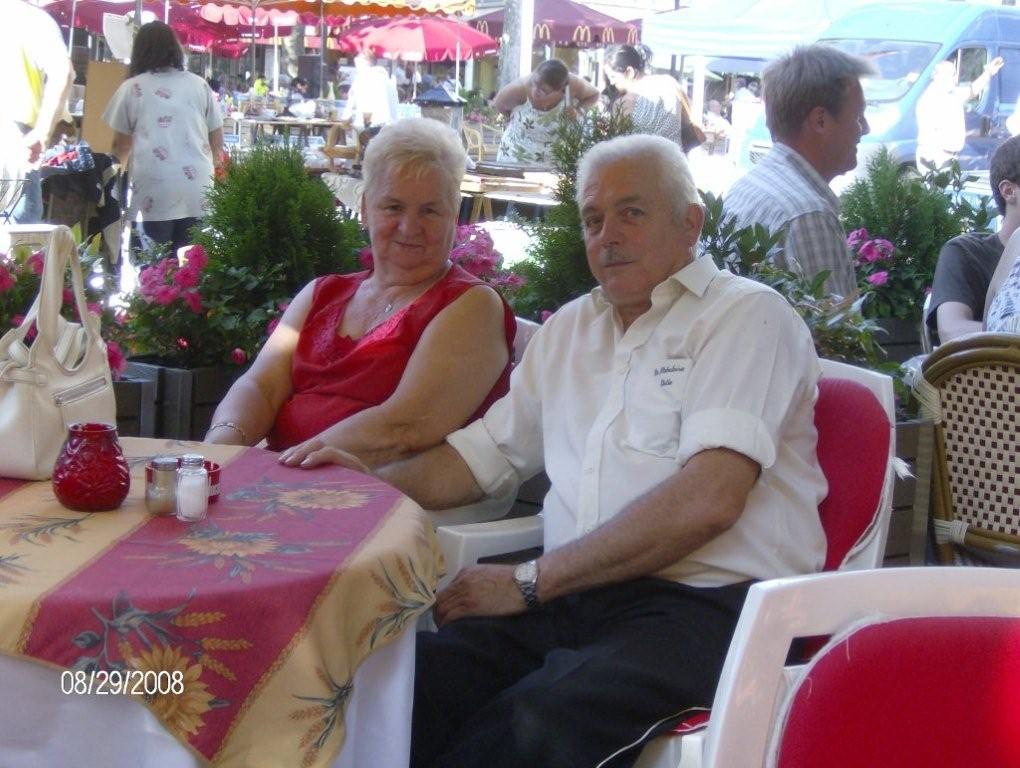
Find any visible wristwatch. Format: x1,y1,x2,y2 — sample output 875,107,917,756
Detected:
513,559,541,610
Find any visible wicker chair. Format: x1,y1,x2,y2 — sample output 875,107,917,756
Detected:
916,332,1020,564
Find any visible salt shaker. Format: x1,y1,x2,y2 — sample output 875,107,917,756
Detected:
176,454,209,522
145,456,179,516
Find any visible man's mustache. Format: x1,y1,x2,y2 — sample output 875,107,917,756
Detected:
597,247,633,267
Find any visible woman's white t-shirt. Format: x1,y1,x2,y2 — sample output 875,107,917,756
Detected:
104,69,223,221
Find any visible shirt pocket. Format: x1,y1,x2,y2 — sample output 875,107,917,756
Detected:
622,358,690,459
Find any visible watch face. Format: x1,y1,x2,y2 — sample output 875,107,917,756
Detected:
515,560,537,583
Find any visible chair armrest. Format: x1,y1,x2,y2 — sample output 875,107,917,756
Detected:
436,515,544,586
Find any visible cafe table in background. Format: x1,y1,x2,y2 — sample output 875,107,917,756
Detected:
0,438,443,768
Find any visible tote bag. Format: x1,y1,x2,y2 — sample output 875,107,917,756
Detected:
0,226,116,479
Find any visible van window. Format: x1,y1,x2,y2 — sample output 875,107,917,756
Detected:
999,47,1020,116
821,38,940,103
951,47,989,112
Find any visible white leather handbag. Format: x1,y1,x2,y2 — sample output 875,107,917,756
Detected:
0,226,116,479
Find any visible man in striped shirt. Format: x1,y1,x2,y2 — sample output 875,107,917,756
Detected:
723,45,875,298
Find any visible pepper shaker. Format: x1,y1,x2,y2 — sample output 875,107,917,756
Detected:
145,456,179,516
176,454,209,522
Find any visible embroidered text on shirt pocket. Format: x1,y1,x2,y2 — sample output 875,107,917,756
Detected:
623,358,690,458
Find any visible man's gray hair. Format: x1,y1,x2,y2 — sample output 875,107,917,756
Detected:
575,134,698,224
363,118,468,212
763,44,875,142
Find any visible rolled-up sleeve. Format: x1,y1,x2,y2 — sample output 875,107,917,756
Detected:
446,323,547,497
676,291,818,470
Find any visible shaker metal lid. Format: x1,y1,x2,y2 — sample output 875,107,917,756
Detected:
152,456,179,471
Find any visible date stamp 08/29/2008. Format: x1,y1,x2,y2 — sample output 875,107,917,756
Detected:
60,669,185,696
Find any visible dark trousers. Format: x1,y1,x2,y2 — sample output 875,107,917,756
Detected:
140,217,200,257
412,578,751,768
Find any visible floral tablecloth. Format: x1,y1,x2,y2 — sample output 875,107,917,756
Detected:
0,438,443,768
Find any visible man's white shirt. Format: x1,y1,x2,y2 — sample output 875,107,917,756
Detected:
447,257,827,588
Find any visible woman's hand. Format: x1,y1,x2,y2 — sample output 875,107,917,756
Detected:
279,435,371,473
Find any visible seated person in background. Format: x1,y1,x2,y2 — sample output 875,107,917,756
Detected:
723,45,874,298
703,98,731,136
984,228,1020,334
206,118,516,468
493,59,599,166
927,135,1020,344
284,76,309,114
299,135,827,767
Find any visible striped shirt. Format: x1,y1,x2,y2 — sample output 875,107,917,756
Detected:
723,142,857,298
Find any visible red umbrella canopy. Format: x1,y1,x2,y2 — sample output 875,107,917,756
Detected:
343,16,497,62
472,0,639,48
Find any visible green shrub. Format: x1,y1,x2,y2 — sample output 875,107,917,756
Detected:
840,148,993,320
509,109,633,320
121,146,364,368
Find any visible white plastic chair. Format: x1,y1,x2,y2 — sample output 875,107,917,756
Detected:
699,567,1020,768
436,359,897,763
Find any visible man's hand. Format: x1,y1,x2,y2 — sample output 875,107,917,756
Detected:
987,56,1005,77
278,438,369,473
434,564,527,627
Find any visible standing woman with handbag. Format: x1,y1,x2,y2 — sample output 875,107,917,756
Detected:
104,22,223,256
603,44,706,154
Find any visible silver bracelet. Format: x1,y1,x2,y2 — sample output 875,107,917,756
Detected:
209,421,247,443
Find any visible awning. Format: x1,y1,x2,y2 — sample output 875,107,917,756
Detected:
471,0,639,48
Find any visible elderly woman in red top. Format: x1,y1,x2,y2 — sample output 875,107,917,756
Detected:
206,118,515,468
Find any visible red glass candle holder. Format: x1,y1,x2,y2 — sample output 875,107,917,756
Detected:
52,423,131,512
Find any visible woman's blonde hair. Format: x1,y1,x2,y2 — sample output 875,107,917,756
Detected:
363,118,468,213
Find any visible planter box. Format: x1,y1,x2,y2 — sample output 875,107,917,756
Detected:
876,317,923,364
113,376,157,437
125,360,244,440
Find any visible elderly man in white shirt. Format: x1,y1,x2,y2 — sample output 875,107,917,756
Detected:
297,134,827,768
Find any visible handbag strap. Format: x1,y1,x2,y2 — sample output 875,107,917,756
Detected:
32,226,102,349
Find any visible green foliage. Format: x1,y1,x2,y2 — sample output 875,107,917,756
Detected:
840,148,993,320
121,146,365,368
194,145,363,299
509,109,633,319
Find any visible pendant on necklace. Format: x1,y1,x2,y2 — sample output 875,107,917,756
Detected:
385,302,394,313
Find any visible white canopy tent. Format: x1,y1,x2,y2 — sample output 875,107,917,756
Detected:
642,0,880,127
642,0,879,61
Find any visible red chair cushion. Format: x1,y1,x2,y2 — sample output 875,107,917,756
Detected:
777,616,1020,768
814,378,890,570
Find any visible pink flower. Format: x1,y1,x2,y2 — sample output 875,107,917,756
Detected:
176,337,189,349
173,265,200,288
87,302,103,316
0,265,15,293
106,341,126,377
183,244,208,271
540,310,553,323
866,271,890,287
847,228,869,249
231,347,247,365
27,251,44,275
858,238,895,264
359,247,374,270
266,316,281,336
11,314,24,327
181,290,203,314
62,288,75,305
492,272,526,289
152,284,180,306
